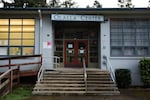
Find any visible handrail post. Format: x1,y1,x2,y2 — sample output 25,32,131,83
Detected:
40,54,42,65
10,70,13,93
82,57,87,93
17,65,20,84
9,58,11,69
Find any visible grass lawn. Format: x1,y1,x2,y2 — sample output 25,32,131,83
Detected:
1,86,33,100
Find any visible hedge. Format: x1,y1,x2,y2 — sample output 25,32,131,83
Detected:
139,58,150,87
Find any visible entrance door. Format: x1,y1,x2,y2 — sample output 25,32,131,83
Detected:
64,40,88,67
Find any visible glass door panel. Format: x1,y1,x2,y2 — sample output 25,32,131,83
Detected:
64,40,88,67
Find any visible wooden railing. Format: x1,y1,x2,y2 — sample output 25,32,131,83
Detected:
0,68,19,97
0,55,42,97
0,55,42,68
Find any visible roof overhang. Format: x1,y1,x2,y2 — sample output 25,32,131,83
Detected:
0,8,150,16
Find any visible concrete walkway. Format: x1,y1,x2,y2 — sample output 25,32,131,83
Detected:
26,89,150,100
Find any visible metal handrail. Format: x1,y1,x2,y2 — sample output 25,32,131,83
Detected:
54,56,60,69
82,58,87,93
103,55,116,84
37,56,60,83
37,65,44,83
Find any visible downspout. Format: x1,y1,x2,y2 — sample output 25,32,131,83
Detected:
38,9,42,54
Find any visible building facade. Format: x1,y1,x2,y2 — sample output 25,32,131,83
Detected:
0,8,150,85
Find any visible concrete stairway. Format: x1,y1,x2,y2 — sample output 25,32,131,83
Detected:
33,69,85,95
86,69,120,95
32,68,120,95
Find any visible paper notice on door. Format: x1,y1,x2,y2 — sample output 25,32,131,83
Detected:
80,50,84,54
68,44,73,48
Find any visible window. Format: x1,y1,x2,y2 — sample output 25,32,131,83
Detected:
110,19,150,57
0,19,35,56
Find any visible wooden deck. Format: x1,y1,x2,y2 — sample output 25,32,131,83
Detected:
0,55,42,97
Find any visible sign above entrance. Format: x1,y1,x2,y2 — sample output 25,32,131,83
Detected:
51,14,104,22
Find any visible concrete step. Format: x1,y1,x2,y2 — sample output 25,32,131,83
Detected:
43,74,83,78
35,83,85,87
32,90,85,95
86,91,120,95
44,73,83,75
87,84,116,87
43,77,84,80
34,87,85,90
87,81,114,84
86,68,106,71
56,68,83,72
40,80,84,84
87,87,118,90
87,77,112,81
87,74,110,76
87,72,110,75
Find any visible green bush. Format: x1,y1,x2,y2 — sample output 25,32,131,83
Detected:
115,69,131,88
139,58,150,87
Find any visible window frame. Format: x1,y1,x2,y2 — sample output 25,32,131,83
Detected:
110,18,150,57
0,18,35,56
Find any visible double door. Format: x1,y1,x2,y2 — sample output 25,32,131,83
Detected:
64,40,88,67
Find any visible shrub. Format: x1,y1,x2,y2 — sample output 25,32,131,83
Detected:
139,58,150,87
115,69,131,88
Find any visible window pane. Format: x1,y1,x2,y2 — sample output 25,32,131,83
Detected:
0,19,8,25
124,47,135,56
23,47,34,55
137,47,148,56
10,26,22,32
10,40,21,46
23,40,34,46
10,33,22,39
111,47,122,56
110,18,150,57
10,19,22,25
23,19,35,25
0,26,8,32
0,18,35,56
9,47,21,55
0,40,8,46
23,33,34,39
23,26,35,32
0,33,8,39
0,47,8,55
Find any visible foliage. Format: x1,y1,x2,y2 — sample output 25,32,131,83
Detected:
115,69,131,88
14,0,46,7
48,0,61,8
148,0,150,7
1,0,47,8
61,0,77,8
118,0,134,8
93,0,102,8
86,0,102,8
1,86,32,100
139,58,150,87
